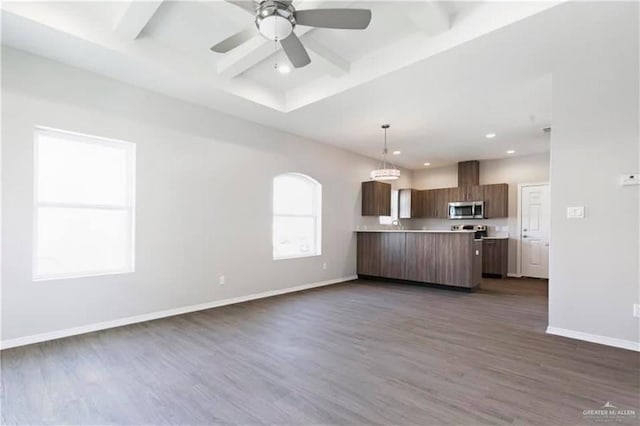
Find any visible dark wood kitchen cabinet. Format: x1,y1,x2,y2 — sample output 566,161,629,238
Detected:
460,185,484,202
434,188,450,218
482,238,508,278
388,182,508,219
413,190,426,217
421,188,463,218
357,231,482,288
380,232,406,279
356,232,382,276
483,184,509,218
421,189,436,218
447,187,465,204
399,189,426,218
404,233,436,283
458,160,480,186
361,181,391,216
356,232,406,279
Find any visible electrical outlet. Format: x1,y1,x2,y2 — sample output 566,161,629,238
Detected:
322,263,327,270
219,275,225,285
634,304,640,318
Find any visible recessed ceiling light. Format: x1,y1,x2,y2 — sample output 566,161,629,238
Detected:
424,162,431,166
393,150,401,155
506,150,516,154
485,133,497,139
278,65,291,74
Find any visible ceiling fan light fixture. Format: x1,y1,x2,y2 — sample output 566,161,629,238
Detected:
371,124,400,181
277,64,291,74
255,1,296,41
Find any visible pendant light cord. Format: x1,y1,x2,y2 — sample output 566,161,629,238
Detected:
382,126,388,169
371,124,400,180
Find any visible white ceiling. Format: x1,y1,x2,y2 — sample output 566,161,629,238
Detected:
1,0,559,169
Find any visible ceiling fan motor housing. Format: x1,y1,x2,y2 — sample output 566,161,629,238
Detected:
255,0,296,41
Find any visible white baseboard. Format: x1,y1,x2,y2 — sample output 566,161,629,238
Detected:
507,273,522,278
0,275,358,350
546,326,640,352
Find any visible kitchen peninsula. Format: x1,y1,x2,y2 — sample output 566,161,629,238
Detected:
356,230,482,289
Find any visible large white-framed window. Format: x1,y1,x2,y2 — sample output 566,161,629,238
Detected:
272,173,322,260
33,127,136,281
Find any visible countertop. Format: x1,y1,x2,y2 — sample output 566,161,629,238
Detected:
354,229,475,233
354,229,509,238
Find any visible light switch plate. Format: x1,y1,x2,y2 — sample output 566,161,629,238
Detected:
621,173,640,186
634,304,640,318
567,206,585,219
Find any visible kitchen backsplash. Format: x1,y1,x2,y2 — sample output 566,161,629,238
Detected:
355,217,510,237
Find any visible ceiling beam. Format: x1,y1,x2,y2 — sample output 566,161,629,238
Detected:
302,37,350,77
114,0,164,40
409,1,451,35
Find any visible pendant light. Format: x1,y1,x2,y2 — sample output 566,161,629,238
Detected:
370,124,401,181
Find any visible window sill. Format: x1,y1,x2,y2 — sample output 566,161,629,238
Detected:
33,269,134,282
273,253,321,261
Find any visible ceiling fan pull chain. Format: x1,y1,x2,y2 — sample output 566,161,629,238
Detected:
273,38,278,71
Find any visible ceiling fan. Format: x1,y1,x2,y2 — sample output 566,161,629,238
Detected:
210,0,372,68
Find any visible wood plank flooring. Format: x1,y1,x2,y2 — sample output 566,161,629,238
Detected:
2,278,639,425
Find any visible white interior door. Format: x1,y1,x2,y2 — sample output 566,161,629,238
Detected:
521,184,550,278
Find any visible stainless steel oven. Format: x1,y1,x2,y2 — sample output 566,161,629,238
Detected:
448,201,485,219
451,224,487,239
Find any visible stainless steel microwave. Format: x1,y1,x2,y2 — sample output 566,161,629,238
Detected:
448,201,485,219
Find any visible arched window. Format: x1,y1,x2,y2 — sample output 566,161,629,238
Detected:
273,173,322,260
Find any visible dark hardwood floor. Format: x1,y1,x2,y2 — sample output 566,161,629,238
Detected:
2,278,639,425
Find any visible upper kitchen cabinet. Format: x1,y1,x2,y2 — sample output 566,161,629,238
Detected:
399,189,426,218
460,185,484,202
448,186,465,203
433,189,450,218
362,181,391,216
421,189,436,218
419,188,451,218
483,183,509,218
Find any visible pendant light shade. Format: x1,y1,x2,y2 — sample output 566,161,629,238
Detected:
370,168,401,180
370,124,400,181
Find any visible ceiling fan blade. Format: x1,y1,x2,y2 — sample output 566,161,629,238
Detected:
295,9,372,30
224,0,258,14
210,27,257,53
280,32,311,68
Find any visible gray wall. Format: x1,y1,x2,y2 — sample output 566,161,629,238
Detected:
545,2,639,344
0,48,409,342
411,153,550,275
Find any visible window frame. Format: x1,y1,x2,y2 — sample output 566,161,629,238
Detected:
379,189,399,225
272,173,322,261
32,126,136,281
